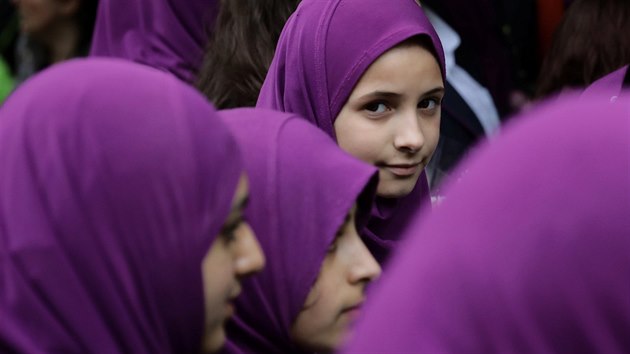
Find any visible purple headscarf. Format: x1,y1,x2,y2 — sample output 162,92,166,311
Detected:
256,0,446,262
344,93,630,353
218,109,378,353
582,65,629,100
0,59,243,353
89,0,219,83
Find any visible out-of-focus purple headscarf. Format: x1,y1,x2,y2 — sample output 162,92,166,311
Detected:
0,59,243,353
218,109,378,353
344,93,630,353
256,0,446,262
89,0,219,83
582,65,629,100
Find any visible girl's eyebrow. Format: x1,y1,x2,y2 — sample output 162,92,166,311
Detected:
357,91,402,101
422,87,446,96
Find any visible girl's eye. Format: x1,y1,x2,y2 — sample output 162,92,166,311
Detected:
222,229,237,244
221,222,241,244
327,239,339,254
418,98,439,110
364,101,389,114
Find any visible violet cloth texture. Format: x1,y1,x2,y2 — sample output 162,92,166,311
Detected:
90,0,219,83
344,94,630,353
582,65,629,100
256,0,445,263
0,59,243,353
219,109,378,354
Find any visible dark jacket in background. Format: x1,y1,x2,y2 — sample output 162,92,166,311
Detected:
423,0,539,117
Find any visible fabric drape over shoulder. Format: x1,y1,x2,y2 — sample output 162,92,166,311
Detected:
256,0,445,262
90,0,219,83
219,108,378,353
344,93,630,353
0,58,242,353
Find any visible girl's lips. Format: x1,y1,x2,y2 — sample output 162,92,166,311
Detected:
341,305,363,322
383,163,421,177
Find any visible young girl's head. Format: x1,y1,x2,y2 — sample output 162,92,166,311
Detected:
0,59,264,353
290,204,381,351
335,37,443,197
257,0,445,199
220,109,381,353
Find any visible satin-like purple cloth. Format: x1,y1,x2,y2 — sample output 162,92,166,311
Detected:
0,58,242,353
257,0,446,263
345,93,630,353
219,108,378,353
90,0,219,83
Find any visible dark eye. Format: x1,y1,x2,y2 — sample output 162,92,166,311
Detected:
418,98,439,110
364,101,390,114
327,238,339,254
221,221,241,245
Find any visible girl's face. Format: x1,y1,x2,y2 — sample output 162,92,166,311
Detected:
201,175,266,353
334,43,444,198
290,206,382,353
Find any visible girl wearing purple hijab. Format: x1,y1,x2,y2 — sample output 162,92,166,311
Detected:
0,59,264,353
89,0,219,83
219,109,382,353
344,94,630,353
257,0,446,262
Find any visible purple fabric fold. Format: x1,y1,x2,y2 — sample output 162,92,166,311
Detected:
219,108,378,353
0,58,242,353
256,0,445,262
90,0,219,83
582,65,629,100
344,93,630,353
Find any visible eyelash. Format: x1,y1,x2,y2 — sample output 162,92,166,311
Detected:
328,220,350,254
364,100,392,115
327,239,339,254
362,97,442,118
221,220,242,244
418,97,441,112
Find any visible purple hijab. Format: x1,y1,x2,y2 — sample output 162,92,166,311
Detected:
89,0,219,83
218,109,378,353
257,0,446,262
344,93,630,353
582,65,629,100
0,59,243,353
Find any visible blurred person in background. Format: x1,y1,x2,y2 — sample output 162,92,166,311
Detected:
90,0,219,84
11,0,98,84
536,0,630,99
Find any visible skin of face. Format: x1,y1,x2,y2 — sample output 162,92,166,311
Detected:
10,0,76,36
334,43,445,198
290,206,382,353
201,175,266,353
